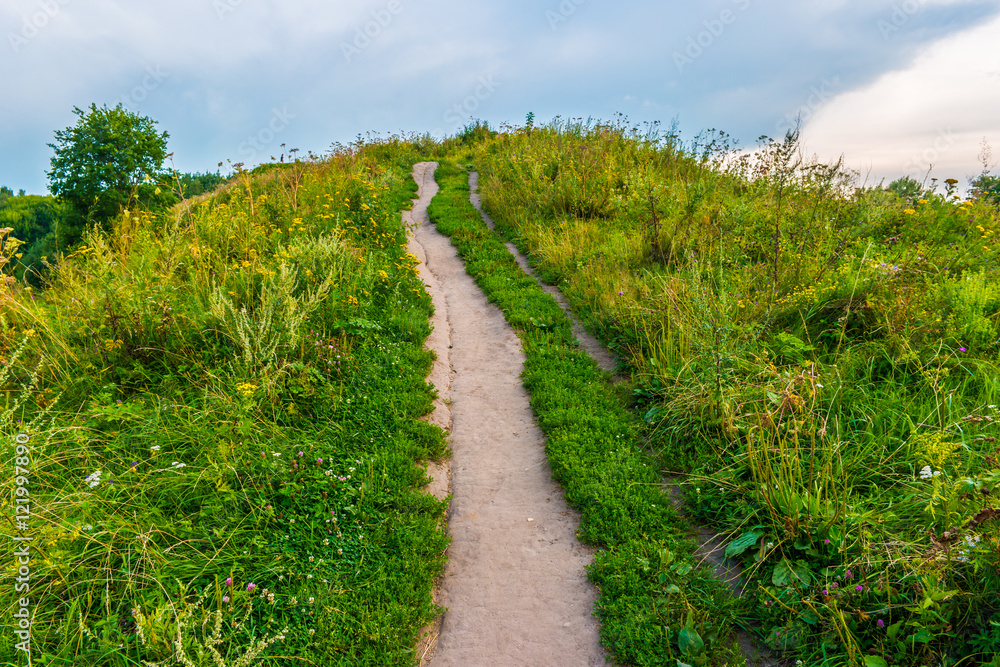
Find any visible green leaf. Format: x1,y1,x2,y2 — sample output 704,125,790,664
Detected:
772,559,795,587
725,530,763,558
678,625,705,658
863,657,888,667
773,558,811,586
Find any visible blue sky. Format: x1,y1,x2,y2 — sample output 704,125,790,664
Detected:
2,0,999,195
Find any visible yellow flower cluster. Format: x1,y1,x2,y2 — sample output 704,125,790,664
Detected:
912,431,959,470
236,382,258,398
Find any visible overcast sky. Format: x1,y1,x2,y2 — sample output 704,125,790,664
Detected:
2,0,999,195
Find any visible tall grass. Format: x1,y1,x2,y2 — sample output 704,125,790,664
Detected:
1,138,449,665
475,119,1000,665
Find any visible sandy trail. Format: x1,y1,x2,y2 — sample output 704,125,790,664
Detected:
405,162,607,666
465,172,781,667
468,172,618,376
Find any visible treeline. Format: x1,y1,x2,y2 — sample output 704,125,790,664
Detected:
1,170,228,283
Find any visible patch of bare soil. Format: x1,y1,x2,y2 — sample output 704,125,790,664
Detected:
468,172,618,377
468,171,784,667
406,163,607,666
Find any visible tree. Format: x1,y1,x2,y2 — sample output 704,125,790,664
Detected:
887,176,924,204
47,103,170,246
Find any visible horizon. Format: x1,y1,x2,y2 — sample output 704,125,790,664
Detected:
3,0,1000,195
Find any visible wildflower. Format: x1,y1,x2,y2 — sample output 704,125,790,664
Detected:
247,583,256,592
223,596,230,603
877,619,885,628
317,458,323,464
308,597,315,604
308,628,315,636
919,465,941,480
298,451,304,457
855,584,863,592
225,577,232,586
831,582,839,589
959,347,967,352
822,589,828,595
823,539,830,544
150,445,160,452
845,569,852,579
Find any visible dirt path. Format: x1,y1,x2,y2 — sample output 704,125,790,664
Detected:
405,162,607,666
468,172,618,376
465,172,783,667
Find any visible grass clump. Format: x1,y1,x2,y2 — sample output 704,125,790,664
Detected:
472,117,1000,666
427,160,735,666
1,139,448,665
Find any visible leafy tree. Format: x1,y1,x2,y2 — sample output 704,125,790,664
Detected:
887,176,924,203
0,192,67,284
173,170,228,198
47,103,170,247
0,186,12,206
970,173,1000,205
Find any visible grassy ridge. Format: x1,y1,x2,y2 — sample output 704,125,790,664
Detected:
1,140,448,665
427,160,734,666
475,119,1000,666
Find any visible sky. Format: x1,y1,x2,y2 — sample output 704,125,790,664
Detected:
2,0,999,195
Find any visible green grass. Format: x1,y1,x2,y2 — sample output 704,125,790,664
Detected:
427,160,735,666
471,117,1000,666
1,138,449,666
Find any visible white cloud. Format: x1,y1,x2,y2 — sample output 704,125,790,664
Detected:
800,11,1000,185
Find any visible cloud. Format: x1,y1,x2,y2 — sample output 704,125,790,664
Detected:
799,10,1000,186
2,0,999,195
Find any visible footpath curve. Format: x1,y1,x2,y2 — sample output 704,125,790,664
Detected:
405,161,607,666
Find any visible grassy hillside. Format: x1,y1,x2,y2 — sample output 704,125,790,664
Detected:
1,139,448,665
474,119,1000,666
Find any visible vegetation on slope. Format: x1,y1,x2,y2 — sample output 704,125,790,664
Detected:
1,139,448,665
473,118,1000,666
428,160,736,666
